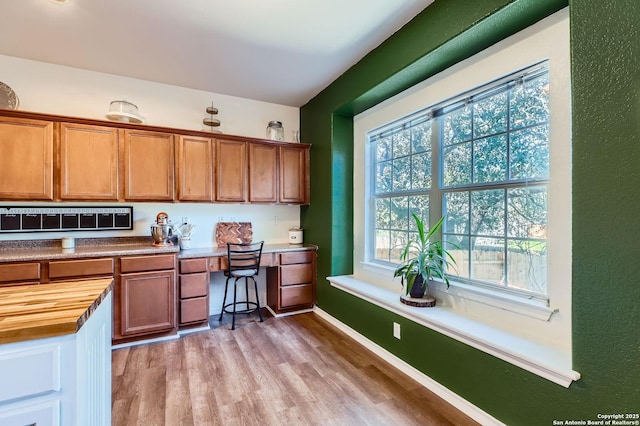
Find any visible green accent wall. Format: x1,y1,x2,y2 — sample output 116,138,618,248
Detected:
301,0,640,423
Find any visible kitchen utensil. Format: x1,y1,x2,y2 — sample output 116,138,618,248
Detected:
215,222,252,246
151,212,176,246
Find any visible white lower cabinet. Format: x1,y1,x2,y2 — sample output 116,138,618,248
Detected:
0,292,112,425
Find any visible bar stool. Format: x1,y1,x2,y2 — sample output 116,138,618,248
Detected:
219,241,264,330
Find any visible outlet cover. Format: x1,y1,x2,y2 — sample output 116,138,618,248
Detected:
393,322,401,339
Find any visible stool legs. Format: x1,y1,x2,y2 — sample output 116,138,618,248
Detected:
219,275,263,329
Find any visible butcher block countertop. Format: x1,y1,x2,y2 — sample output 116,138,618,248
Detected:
0,278,113,345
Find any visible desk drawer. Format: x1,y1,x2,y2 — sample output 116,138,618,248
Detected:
180,297,209,324
279,251,313,265
280,283,313,309
180,273,209,298
49,258,113,279
179,258,208,274
0,263,40,283
120,254,175,273
280,264,313,286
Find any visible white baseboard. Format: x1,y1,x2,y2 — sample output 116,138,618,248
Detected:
313,306,504,426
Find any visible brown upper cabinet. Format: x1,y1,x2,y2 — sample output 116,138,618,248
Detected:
124,129,175,201
59,123,120,200
280,145,309,204
216,139,247,202
248,143,278,203
0,110,310,204
176,135,214,202
0,116,54,200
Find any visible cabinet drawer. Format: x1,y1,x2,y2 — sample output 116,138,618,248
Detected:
280,264,313,286
120,254,176,273
279,251,313,265
180,297,209,324
208,257,222,272
49,258,113,279
0,263,40,283
179,258,208,274
280,283,313,309
180,273,209,298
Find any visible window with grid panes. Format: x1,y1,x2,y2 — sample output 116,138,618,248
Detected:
369,62,549,298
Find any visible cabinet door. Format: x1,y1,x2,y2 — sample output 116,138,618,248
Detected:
279,145,309,204
216,139,246,202
176,135,214,202
248,143,277,203
123,130,175,201
0,117,54,200
119,270,176,336
59,122,119,200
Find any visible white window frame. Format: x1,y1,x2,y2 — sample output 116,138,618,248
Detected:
368,63,551,301
351,9,571,362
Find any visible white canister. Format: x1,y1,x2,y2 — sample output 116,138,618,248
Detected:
61,236,75,249
288,227,303,245
179,237,191,250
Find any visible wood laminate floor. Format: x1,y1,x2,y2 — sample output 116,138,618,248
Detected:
112,312,480,426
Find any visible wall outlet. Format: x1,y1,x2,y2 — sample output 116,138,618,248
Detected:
181,216,188,224
393,322,401,339
273,216,278,224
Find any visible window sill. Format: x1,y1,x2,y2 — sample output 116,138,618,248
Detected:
327,274,580,388
361,261,556,321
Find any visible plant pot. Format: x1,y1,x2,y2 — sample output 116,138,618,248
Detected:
409,275,427,298
401,276,436,307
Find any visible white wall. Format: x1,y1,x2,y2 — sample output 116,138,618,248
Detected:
0,54,302,248
353,10,571,353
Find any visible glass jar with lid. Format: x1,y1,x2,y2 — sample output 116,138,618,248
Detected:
266,121,284,141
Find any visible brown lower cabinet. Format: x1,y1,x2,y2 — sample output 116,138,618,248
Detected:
267,250,316,314
113,254,177,342
178,258,210,326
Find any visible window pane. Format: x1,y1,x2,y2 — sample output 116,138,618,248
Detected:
374,229,391,262
471,189,505,237
473,92,508,138
392,157,411,191
510,73,549,129
409,195,429,232
445,233,469,279
507,239,547,294
411,151,431,190
412,120,431,153
510,125,549,180
443,191,469,234
471,237,505,285
376,135,392,161
507,187,547,238
392,128,411,157
375,161,392,194
390,230,409,263
390,197,409,231
443,105,472,146
375,197,390,229
443,142,471,186
473,135,507,183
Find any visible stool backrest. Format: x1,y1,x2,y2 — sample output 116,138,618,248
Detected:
226,241,264,276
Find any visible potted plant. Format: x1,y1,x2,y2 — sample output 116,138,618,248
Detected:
393,214,457,307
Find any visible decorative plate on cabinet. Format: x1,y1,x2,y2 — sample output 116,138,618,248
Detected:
0,81,19,110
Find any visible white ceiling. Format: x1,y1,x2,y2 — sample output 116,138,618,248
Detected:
0,0,432,107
